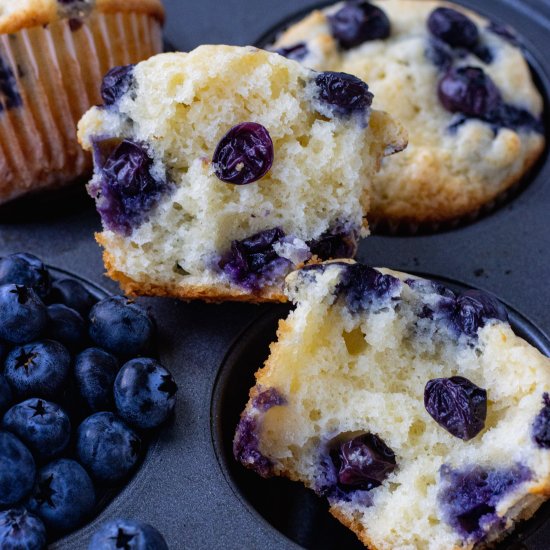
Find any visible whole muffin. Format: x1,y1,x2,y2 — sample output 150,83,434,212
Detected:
272,0,545,230
0,0,164,205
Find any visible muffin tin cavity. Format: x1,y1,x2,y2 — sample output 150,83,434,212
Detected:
211,276,550,550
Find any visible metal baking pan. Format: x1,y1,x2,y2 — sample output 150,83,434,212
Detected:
1,0,549,548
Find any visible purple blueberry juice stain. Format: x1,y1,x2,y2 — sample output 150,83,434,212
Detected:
328,1,390,50
532,393,550,448
219,228,290,291
0,57,22,112
252,388,286,412
424,376,487,440
90,140,172,236
233,415,274,477
439,464,531,543
213,123,274,185
337,264,401,313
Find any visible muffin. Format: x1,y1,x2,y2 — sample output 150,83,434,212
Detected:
0,0,164,205
234,261,550,549
272,0,546,229
77,45,407,303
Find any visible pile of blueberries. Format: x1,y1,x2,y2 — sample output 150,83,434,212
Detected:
0,253,177,548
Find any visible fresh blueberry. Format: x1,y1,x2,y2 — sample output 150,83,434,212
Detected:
76,412,141,483
27,459,95,533
101,64,135,106
274,42,309,61
450,290,508,338
213,122,274,185
532,393,550,448
0,374,12,416
46,304,87,351
90,140,171,236
0,285,47,345
75,348,119,412
0,254,51,299
307,230,357,260
48,278,98,316
0,57,23,112
439,464,531,542
438,66,501,118
0,431,35,508
331,433,396,491
219,227,290,291
328,1,390,50
427,7,479,49
89,518,168,550
314,71,373,118
337,264,401,313
425,376,487,440
4,340,71,400
0,508,46,550
2,399,71,462
114,358,177,429
89,296,155,359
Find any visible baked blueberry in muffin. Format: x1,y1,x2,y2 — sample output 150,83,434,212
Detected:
272,1,545,228
235,261,550,548
78,45,407,302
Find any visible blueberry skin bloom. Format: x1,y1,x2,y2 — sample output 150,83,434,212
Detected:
0,253,51,300
0,431,36,508
438,66,501,118
49,278,98,316
46,304,87,351
427,7,479,49
0,285,47,345
213,122,274,185
89,296,156,359
89,518,168,550
4,340,70,400
75,348,119,412
2,399,71,462
114,358,178,429
0,508,46,550
76,412,142,483
0,374,13,416
27,459,95,533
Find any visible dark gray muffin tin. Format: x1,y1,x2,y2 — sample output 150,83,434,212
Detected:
1,0,550,548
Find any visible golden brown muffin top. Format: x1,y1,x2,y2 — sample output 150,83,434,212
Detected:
0,0,164,34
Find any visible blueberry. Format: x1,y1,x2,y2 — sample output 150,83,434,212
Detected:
0,374,12,416
330,433,396,491
219,227,290,291
0,254,51,299
251,388,285,412
487,21,521,47
0,509,46,550
114,358,177,429
439,464,531,542
328,1,390,50
89,296,155,359
0,431,35,508
48,278,98,316
101,64,135,106
425,376,487,440
27,459,95,533
76,412,141,483
487,103,544,134
274,42,309,61
427,7,479,49
46,304,87,351
425,38,455,71
450,290,508,338
89,518,168,550
307,230,357,260
4,340,71,400
438,66,501,118
337,264,401,313
2,399,71,462
75,348,119,412
314,71,373,117
233,414,274,477
91,140,170,236
0,285,47,345
212,122,274,185
0,57,23,112
532,393,550,448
